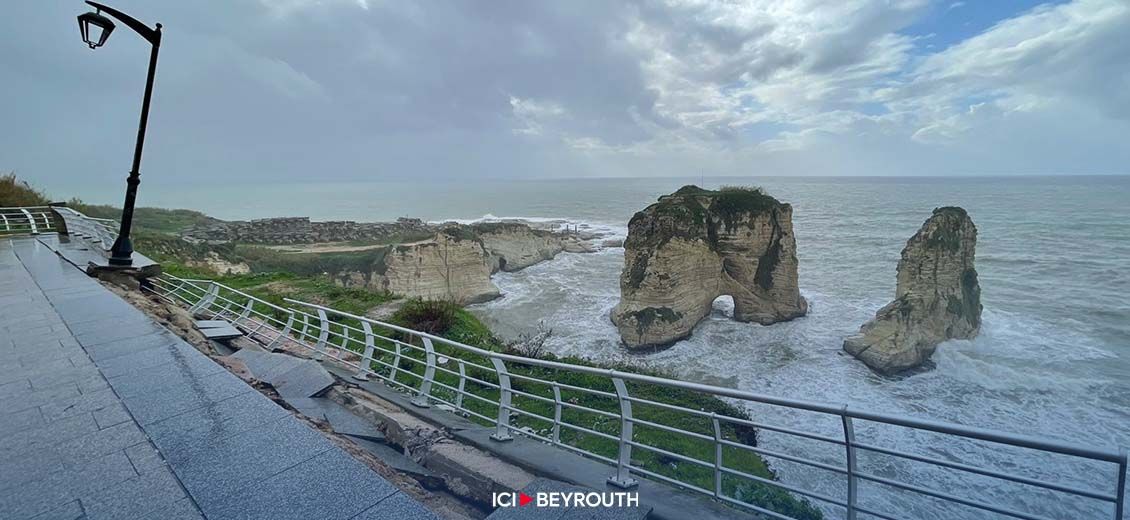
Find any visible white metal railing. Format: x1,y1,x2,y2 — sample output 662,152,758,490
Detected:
145,274,1128,520
0,206,56,235
51,207,119,251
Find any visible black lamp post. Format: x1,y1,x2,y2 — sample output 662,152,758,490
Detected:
77,1,162,266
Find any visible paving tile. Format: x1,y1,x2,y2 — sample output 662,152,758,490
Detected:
0,449,65,494
73,320,164,348
93,402,133,429
139,498,203,520
233,349,305,382
28,363,103,391
206,448,399,520
352,491,441,520
65,313,154,336
82,465,188,520
0,378,31,398
113,368,252,426
0,413,99,462
145,390,290,457
124,441,167,475
272,359,334,398
39,387,122,423
167,415,334,511
53,420,148,466
65,450,142,498
0,470,73,519
84,331,181,362
0,406,45,436
30,500,84,520
99,340,221,380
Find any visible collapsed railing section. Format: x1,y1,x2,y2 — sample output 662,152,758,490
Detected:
51,207,119,251
0,206,56,235
146,274,1128,520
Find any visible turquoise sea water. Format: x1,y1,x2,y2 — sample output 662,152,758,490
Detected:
58,175,1130,518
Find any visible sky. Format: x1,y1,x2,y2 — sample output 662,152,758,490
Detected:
2,0,1128,186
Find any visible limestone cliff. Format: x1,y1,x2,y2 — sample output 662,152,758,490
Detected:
336,229,500,304
843,207,982,374
472,222,565,273
611,186,807,349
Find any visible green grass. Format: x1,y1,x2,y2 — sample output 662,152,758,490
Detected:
68,202,213,234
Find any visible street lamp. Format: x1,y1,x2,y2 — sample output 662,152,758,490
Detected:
77,1,162,267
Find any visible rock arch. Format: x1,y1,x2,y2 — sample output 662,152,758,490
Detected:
611,186,807,349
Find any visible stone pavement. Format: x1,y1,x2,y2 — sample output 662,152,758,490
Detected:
0,236,439,520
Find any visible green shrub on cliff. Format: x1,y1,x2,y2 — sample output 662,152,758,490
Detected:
0,173,50,206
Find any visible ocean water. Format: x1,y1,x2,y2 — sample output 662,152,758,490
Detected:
64,175,1130,518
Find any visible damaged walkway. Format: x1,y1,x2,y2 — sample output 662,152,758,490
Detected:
0,236,438,520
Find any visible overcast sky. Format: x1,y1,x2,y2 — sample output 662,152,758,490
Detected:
2,0,1128,185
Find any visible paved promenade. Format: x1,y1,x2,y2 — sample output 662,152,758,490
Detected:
0,236,437,520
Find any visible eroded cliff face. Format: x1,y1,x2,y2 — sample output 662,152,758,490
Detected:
611,186,807,349
336,230,500,304
843,207,982,374
472,222,565,273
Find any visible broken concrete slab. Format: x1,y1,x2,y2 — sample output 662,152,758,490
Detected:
350,437,443,490
194,320,229,329
273,359,335,398
200,324,242,340
279,397,385,442
231,349,306,382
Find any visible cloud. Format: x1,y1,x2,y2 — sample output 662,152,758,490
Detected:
0,0,1127,186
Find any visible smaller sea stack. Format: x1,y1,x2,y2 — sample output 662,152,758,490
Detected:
843,207,982,374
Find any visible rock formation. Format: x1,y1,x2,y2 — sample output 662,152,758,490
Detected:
472,222,565,273
611,186,807,349
843,207,982,374
336,228,500,305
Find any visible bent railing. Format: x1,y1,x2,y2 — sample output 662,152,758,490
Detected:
52,207,119,251
0,206,56,235
146,274,1128,520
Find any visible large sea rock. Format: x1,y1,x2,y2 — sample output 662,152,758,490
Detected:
611,186,807,349
843,207,982,374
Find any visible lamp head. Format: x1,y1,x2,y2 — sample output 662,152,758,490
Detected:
77,10,115,49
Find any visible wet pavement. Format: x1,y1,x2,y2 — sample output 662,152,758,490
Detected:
0,236,438,520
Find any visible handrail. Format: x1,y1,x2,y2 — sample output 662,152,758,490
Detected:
145,273,1129,520
0,206,57,235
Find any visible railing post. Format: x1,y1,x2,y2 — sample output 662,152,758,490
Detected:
267,311,294,351
353,321,376,381
314,309,330,361
19,208,38,234
552,383,562,444
235,299,254,328
189,282,218,316
390,339,403,383
455,360,466,410
1116,447,1126,520
608,377,639,489
1,213,9,231
489,357,513,441
410,337,436,408
842,406,858,520
712,413,723,497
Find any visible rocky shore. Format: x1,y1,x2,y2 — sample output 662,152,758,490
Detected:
181,215,614,305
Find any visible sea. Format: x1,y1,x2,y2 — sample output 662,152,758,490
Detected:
58,175,1130,519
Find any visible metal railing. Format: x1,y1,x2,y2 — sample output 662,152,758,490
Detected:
51,206,119,251
146,273,1127,520
0,206,56,235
